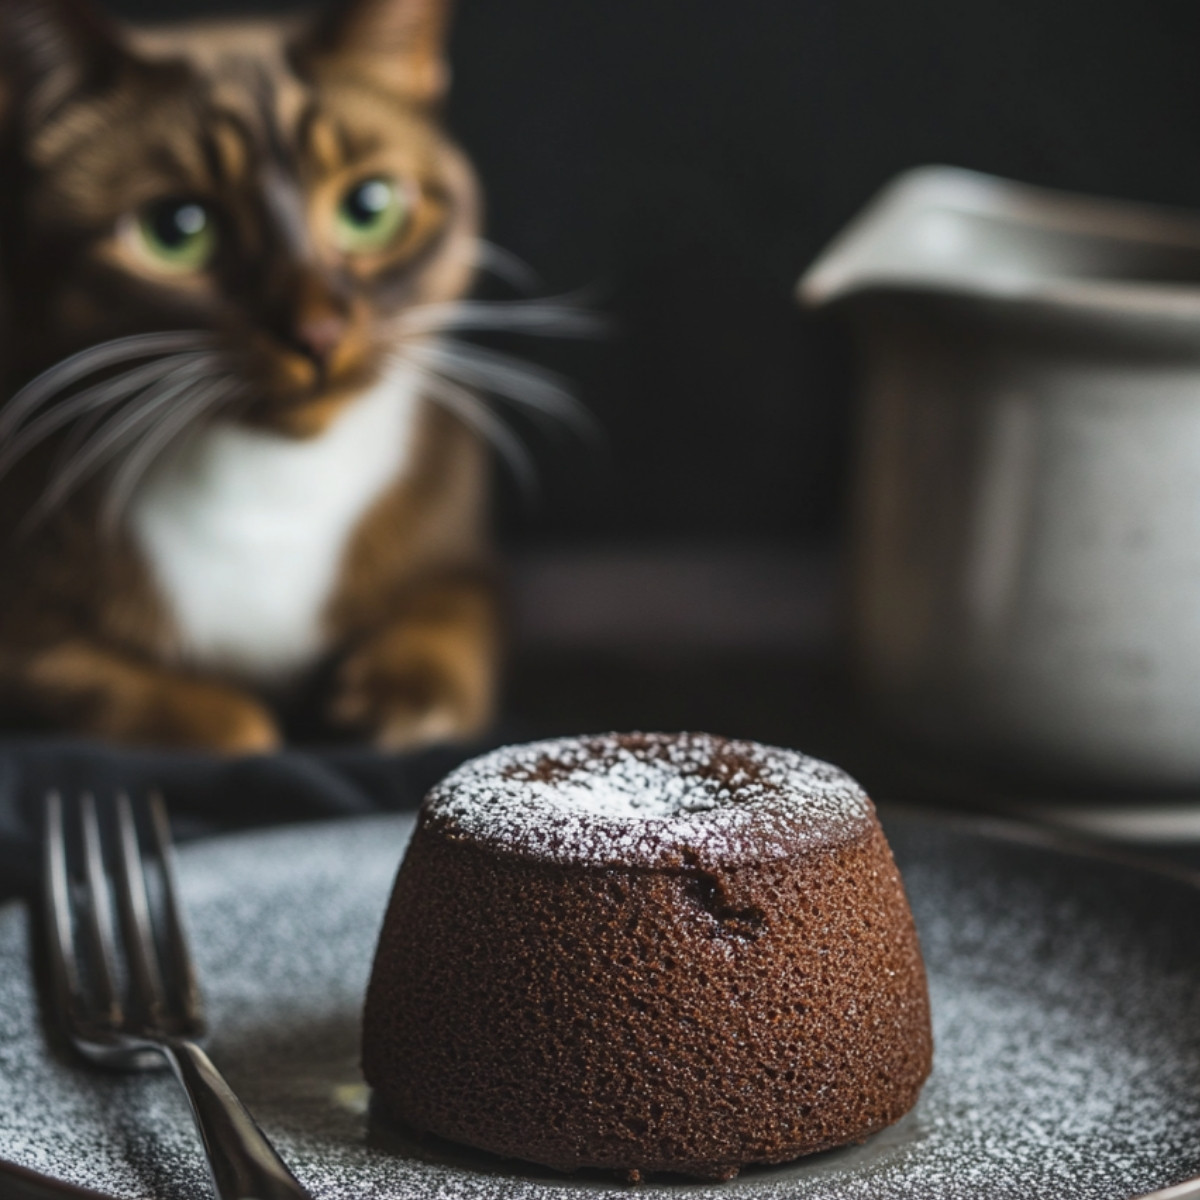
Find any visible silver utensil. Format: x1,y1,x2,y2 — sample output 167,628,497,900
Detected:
42,790,313,1200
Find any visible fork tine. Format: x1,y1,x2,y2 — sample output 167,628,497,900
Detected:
78,794,123,1027
44,793,314,1198
42,791,83,1023
112,791,167,1028
146,791,204,1030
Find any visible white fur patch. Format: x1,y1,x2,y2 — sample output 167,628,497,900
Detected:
129,365,422,683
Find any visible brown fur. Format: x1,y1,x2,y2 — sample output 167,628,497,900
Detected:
0,0,500,751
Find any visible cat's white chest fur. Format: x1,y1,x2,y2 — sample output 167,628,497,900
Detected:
129,364,422,682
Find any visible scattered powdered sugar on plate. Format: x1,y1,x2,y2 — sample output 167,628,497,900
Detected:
423,732,876,868
1,812,1199,1199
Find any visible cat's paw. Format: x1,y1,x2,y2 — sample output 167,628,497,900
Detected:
164,689,282,754
102,680,281,754
330,630,494,750
23,643,283,754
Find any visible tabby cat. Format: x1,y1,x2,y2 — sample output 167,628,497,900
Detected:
0,0,506,751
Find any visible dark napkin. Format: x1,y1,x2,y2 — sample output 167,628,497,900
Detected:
0,735,498,902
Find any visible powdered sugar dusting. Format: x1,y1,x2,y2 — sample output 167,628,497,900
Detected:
2,814,1200,1199
423,732,875,868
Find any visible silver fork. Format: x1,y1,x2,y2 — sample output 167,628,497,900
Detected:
42,791,313,1200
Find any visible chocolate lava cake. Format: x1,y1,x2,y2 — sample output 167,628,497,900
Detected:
362,732,932,1180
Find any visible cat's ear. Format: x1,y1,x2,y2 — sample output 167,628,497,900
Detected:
0,0,130,126
295,0,453,103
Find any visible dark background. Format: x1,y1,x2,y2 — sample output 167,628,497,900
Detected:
105,0,1200,547
7,2,1200,916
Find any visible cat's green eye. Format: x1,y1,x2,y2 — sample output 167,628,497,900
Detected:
335,176,408,254
136,199,217,273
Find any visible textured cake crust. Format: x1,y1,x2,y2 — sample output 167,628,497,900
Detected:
362,733,932,1180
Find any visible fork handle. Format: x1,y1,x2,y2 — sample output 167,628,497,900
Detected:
160,1038,313,1200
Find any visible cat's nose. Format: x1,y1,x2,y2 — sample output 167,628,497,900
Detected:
295,313,347,368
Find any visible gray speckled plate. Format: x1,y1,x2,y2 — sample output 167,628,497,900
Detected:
2,811,1200,1200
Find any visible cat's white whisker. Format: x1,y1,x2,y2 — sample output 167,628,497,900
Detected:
407,339,602,443
31,358,216,521
0,352,209,476
0,331,213,436
103,374,242,532
400,356,538,495
397,296,606,339
464,239,541,293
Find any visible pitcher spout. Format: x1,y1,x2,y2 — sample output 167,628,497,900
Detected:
799,165,1200,322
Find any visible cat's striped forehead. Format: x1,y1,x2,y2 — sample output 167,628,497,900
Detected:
138,26,343,176
58,29,396,182
26,20,439,227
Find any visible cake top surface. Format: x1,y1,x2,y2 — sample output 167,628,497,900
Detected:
422,732,875,868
